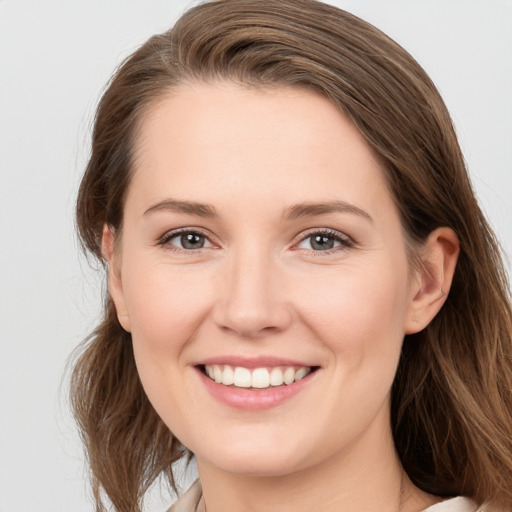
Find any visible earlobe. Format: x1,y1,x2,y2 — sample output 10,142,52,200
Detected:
404,227,459,334
101,224,131,333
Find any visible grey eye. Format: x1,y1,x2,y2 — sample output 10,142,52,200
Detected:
299,233,342,251
309,234,337,251
170,232,209,250
296,229,353,252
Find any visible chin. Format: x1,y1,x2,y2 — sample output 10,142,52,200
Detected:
192,431,310,477
205,453,305,478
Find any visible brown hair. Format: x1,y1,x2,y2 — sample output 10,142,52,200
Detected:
71,1,512,510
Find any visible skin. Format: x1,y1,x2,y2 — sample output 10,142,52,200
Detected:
103,82,459,512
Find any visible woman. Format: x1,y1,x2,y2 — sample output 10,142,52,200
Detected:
71,1,512,511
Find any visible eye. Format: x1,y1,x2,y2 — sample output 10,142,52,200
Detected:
296,229,353,252
160,229,214,251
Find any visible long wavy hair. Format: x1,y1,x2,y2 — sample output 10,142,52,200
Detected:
71,1,512,511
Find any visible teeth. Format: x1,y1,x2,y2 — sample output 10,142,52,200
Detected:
221,365,234,386
251,368,270,389
295,367,309,380
270,367,284,386
204,364,312,389
283,367,295,385
233,367,251,388
213,365,223,383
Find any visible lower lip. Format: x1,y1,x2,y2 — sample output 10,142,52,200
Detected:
196,368,317,411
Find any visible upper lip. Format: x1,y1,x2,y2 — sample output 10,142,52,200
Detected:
195,355,317,369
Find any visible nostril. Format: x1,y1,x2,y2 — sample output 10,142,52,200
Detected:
211,278,293,337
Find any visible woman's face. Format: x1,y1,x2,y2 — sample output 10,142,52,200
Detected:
108,82,423,477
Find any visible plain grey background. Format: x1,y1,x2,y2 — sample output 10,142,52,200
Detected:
0,1,510,511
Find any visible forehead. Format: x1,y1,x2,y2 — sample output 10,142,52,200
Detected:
127,82,393,220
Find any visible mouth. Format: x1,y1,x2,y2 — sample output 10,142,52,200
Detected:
199,364,319,389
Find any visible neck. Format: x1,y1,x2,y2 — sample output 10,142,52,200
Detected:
195,415,437,512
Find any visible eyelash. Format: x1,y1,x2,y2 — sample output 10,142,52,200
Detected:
157,227,355,256
295,228,354,255
157,228,214,255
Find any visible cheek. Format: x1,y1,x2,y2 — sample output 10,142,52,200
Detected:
121,255,215,359
294,263,410,350
120,259,215,423
130,285,203,333
292,265,409,433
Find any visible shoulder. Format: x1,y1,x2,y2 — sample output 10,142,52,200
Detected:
166,480,202,512
422,497,499,512
166,489,505,512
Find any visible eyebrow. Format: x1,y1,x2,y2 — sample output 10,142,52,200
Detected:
143,198,372,223
143,199,218,218
283,200,373,223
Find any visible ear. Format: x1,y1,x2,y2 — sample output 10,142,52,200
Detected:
101,224,131,332
404,227,459,334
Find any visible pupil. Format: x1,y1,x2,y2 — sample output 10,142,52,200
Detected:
312,235,334,250
181,233,204,249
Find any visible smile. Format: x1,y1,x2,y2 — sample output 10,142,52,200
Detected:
195,357,320,410
203,364,313,389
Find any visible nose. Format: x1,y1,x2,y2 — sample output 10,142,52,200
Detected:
212,246,292,339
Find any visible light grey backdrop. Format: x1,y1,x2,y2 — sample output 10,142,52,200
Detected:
0,1,510,511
